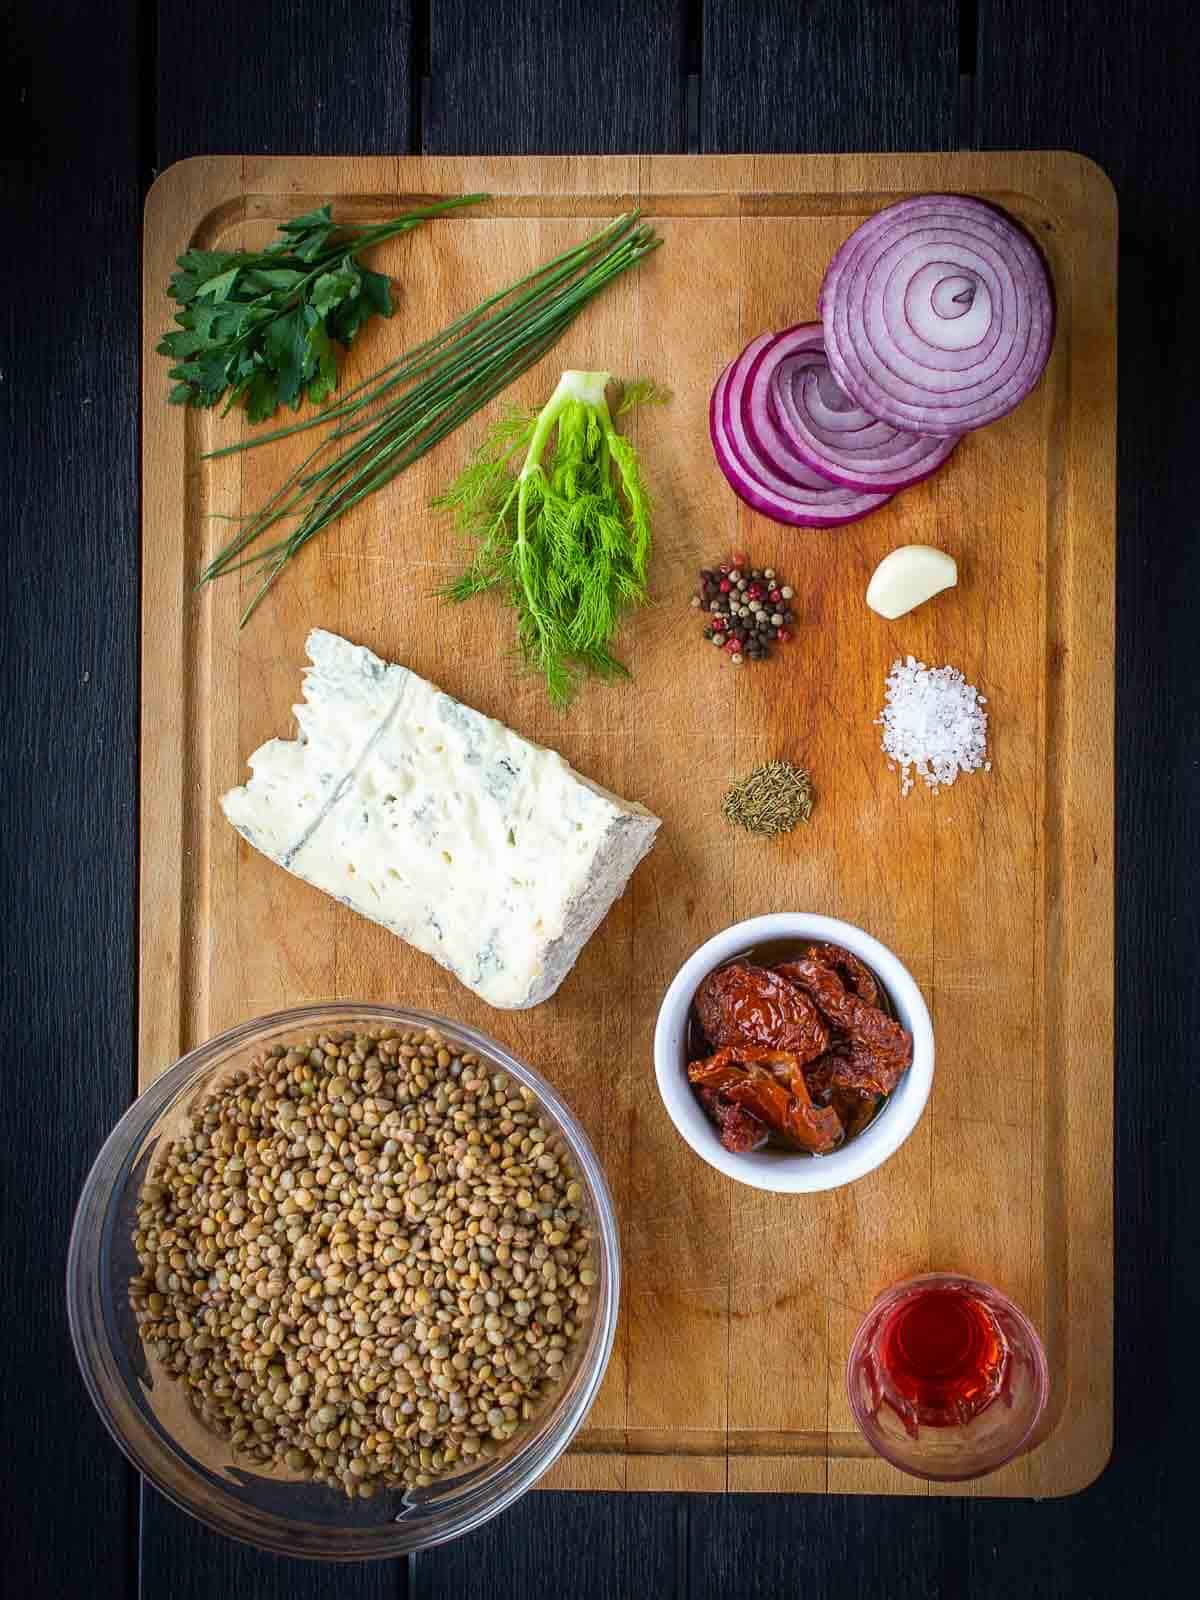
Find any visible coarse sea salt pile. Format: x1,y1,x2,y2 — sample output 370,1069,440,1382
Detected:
876,656,991,796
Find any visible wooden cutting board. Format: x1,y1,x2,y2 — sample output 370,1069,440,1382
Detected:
140,153,1115,1498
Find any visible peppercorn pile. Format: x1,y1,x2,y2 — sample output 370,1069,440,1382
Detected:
129,1026,596,1498
691,552,796,665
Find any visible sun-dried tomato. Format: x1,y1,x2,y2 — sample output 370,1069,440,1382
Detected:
787,943,881,1008
689,1046,843,1153
776,958,912,1090
693,959,829,1064
833,1089,883,1140
698,1086,768,1153
806,1038,904,1102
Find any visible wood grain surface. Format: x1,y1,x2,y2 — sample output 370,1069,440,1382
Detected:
138,149,1114,1504
7,1,1195,1596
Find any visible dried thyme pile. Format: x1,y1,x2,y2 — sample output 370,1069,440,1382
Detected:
721,761,815,837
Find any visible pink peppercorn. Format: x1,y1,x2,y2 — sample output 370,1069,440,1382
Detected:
712,616,727,631
768,588,782,604
719,578,732,593
777,628,792,642
724,637,740,654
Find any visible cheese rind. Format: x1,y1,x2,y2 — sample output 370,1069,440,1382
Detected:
221,630,660,1008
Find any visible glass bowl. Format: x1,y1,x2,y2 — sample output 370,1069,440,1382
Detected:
67,1004,619,1559
846,1271,1049,1481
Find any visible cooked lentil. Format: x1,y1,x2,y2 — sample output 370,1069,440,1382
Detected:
129,1026,594,1499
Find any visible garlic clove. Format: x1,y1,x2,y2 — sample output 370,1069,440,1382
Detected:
866,545,958,620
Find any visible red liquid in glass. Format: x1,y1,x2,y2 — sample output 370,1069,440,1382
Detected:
875,1285,1010,1431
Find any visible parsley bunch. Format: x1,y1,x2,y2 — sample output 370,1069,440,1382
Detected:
437,371,669,706
158,195,486,421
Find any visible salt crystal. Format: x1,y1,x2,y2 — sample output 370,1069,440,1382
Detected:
875,655,990,796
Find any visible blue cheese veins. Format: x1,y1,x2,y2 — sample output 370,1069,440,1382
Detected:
221,630,661,1008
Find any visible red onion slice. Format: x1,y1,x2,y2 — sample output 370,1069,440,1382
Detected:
709,353,893,529
728,334,831,490
744,322,959,492
820,195,1055,435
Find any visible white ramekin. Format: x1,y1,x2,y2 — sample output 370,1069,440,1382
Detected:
653,913,934,1193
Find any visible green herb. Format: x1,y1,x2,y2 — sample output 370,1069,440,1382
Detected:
158,195,487,420
199,213,661,624
722,762,815,836
436,370,668,706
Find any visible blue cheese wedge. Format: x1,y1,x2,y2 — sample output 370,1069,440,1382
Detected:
222,629,660,1008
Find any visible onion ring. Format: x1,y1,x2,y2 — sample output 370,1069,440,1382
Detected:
709,346,893,529
819,195,1054,435
743,322,959,492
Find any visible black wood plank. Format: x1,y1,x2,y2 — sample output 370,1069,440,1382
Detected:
702,0,961,153
411,1492,684,1600
2,2,142,1597
424,0,687,154
154,0,415,171
691,1495,969,1600
139,1486,401,1600
968,3,1197,1578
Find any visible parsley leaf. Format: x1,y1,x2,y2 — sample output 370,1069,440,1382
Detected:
263,308,309,408
310,260,361,318
359,267,393,317
157,193,487,421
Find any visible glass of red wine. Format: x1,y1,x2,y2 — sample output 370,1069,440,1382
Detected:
846,1272,1049,1481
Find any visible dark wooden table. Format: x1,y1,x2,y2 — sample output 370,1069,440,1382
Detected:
4,2,1195,1594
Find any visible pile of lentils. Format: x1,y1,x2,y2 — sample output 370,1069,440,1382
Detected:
691,552,796,665
130,1026,596,1499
